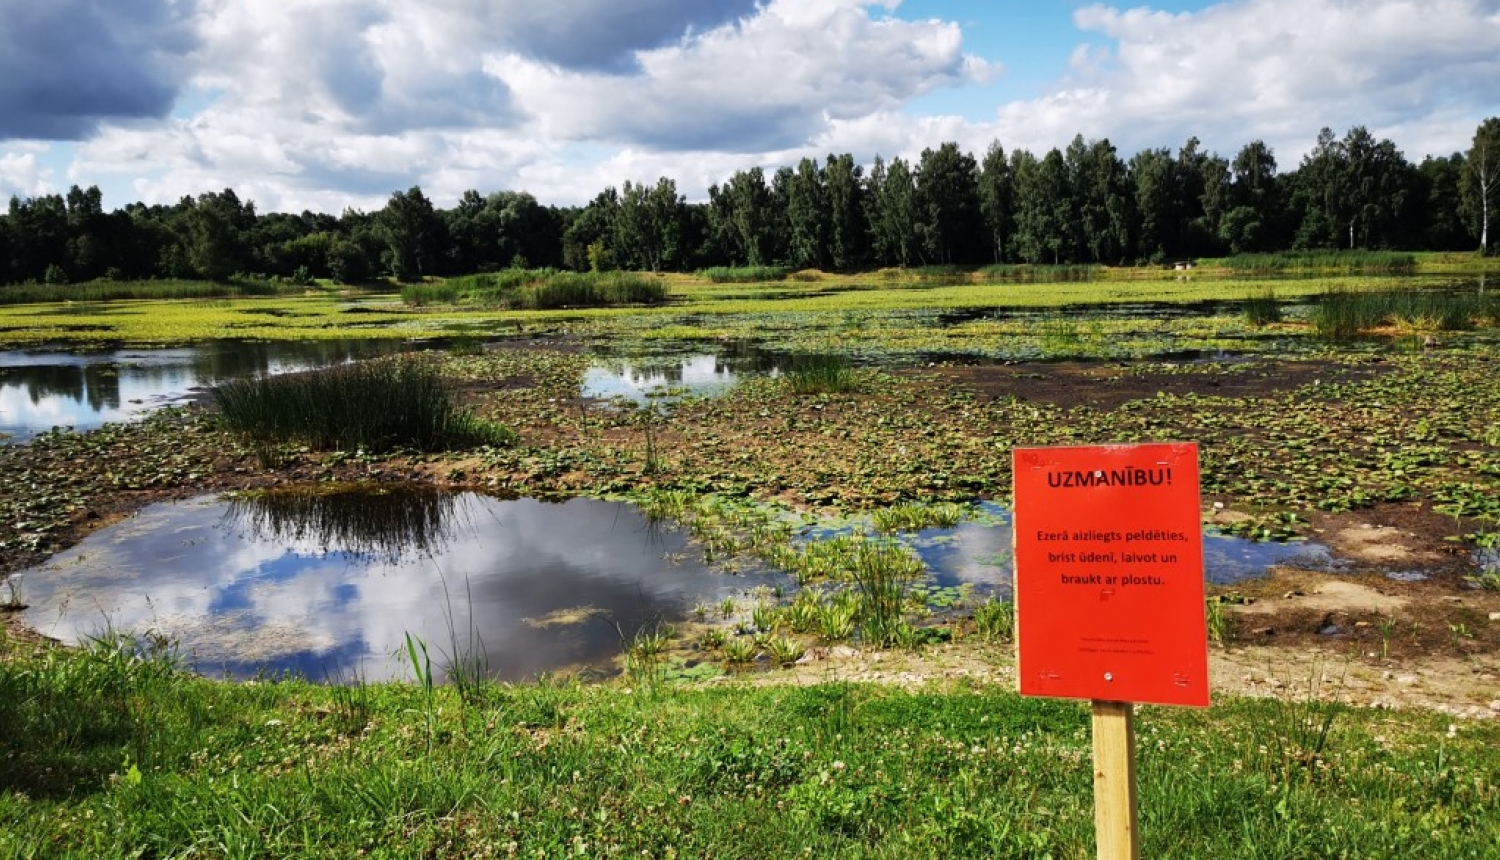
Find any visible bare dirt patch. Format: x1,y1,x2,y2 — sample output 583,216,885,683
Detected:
925,357,1391,412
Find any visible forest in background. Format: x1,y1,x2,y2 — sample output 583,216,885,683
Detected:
2,119,1497,287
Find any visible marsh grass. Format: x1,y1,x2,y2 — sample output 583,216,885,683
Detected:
981,263,1099,283
784,354,856,395
971,597,1015,643
402,270,665,309
1242,288,1283,326
0,278,313,306
871,501,967,534
213,356,515,454
1222,251,1418,274
1312,289,1500,340
698,265,789,283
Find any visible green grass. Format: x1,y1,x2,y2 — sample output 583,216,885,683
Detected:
784,354,858,395
1243,288,1284,326
980,263,1099,283
698,266,789,283
3,635,1498,858
1311,288,1500,340
0,278,319,305
1218,251,1418,275
212,355,515,454
402,270,665,310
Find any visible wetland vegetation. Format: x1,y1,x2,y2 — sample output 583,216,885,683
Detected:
5,123,1500,853
3,257,1500,854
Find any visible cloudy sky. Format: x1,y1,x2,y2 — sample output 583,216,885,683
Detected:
2,0,1497,214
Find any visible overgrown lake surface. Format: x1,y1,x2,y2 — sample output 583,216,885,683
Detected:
16,489,1334,682
0,340,439,442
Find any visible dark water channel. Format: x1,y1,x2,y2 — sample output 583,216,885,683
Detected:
0,339,444,443
18,489,780,682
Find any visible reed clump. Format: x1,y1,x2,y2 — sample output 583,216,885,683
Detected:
1312,289,1500,340
1222,251,1417,275
697,266,789,283
213,356,514,453
401,270,665,309
784,354,856,395
1242,288,1283,326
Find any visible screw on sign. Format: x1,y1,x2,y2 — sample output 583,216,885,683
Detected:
1013,443,1210,860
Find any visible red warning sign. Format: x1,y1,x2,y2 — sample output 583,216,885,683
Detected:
1013,443,1209,707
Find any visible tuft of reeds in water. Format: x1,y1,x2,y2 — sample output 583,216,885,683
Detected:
784,354,856,395
1242,289,1283,326
213,356,515,454
846,540,924,647
872,501,968,534
1312,288,1499,340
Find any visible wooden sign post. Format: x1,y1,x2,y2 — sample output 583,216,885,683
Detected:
1012,443,1209,860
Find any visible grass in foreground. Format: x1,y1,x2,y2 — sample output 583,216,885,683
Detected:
1,635,1497,859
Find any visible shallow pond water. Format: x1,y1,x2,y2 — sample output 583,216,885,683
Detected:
582,343,791,403
17,489,779,682
807,502,1338,597
0,339,446,443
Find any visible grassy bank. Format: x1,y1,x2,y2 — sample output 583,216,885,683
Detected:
1,634,1496,859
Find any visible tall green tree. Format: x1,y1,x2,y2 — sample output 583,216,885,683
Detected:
977,140,1013,263
1128,147,1175,261
378,186,443,281
714,168,778,266
915,142,983,265
1013,148,1072,263
617,177,685,271
563,188,620,271
1220,141,1280,253
182,189,255,282
1464,117,1500,254
1064,135,1131,263
867,156,922,267
824,153,866,270
1417,154,1471,251
784,158,827,270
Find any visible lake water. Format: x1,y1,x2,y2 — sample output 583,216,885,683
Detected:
582,343,789,404
17,490,779,683
0,340,440,443
15,492,1342,684
808,502,1338,596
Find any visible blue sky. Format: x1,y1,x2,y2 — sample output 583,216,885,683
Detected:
2,0,1497,213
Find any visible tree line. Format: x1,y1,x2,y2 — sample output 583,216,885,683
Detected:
2,119,1497,287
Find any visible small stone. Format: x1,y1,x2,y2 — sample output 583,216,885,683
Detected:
1489,612,1500,622
1489,701,1500,713
1283,590,1305,599
1397,674,1419,685
1254,627,1275,636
